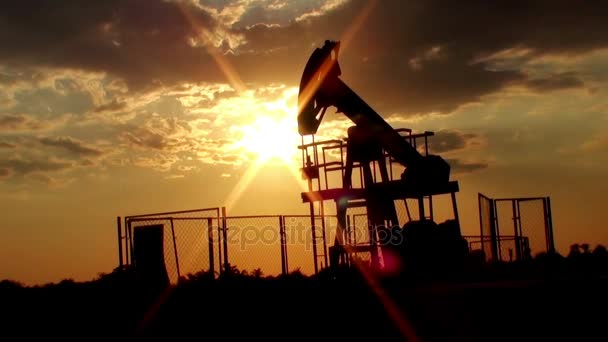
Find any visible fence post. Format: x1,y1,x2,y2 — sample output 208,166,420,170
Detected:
127,219,134,266
544,197,555,253
221,207,229,273
117,216,123,268
309,203,318,274
170,218,181,281
207,218,214,278
512,200,521,262
280,216,287,275
490,199,498,262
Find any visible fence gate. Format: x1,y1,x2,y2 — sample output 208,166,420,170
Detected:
475,193,554,262
118,208,222,284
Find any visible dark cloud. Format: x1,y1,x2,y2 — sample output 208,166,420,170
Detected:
39,136,104,157
0,168,10,179
0,0,225,91
0,114,49,131
27,172,56,185
426,129,484,154
94,99,128,113
1,0,607,114
236,0,608,113
0,158,72,176
0,141,16,148
120,128,167,150
525,72,585,92
446,158,488,174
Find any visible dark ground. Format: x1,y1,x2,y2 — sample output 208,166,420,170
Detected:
1,253,607,341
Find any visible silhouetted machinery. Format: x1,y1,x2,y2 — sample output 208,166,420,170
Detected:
297,40,466,274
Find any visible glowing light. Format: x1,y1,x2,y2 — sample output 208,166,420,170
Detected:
234,116,300,164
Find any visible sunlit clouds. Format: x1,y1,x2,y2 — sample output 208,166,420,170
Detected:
0,77,309,187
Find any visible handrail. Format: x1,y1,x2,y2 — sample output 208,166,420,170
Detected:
297,139,344,149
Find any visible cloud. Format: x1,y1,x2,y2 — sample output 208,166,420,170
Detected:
0,141,16,148
580,133,608,152
2,0,607,116
235,0,608,114
118,115,194,151
294,0,348,22
164,174,185,180
0,157,72,176
0,114,52,132
446,158,488,174
120,128,168,150
428,129,483,154
38,136,104,157
525,72,585,92
0,168,10,179
93,99,128,113
0,0,233,92
131,154,179,172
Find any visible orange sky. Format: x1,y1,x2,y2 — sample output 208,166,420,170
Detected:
1,0,608,285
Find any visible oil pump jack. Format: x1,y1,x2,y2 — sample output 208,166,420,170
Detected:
297,40,463,273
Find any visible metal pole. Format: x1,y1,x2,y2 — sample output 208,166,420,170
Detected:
320,201,329,268
418,196,425,220
544,197,555,253
207,218,214,278
428,195,434,221
280,216,287,275
127,219,134,266
310,201,318,274
170,218,181,280
491,199,498,262
513,200,521,261
217,220,223,275
221,207,229,273
346,214,352,266
117,216,123,268
123,217,129,265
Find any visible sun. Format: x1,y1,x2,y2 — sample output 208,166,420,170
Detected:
236,115,300,164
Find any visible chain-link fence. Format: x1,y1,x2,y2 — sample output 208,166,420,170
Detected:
224,215,284,277
475,194,554,262
116,195,553,284
518,199,549,257
121,208,221,284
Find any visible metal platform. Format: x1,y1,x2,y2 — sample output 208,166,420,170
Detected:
301,180,459,203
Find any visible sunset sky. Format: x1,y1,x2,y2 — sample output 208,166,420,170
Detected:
1,0,607,285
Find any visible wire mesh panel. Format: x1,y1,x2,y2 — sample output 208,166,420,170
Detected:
282,216,315,275
224,216,283,277
518,199,547,258
478,193,496,261
323,215,339,250
395,199,412,226
495,200,516,261
350,210,370,246
477,196,553,262
497,237,518,263
126,208,220,284
171,218,215,279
